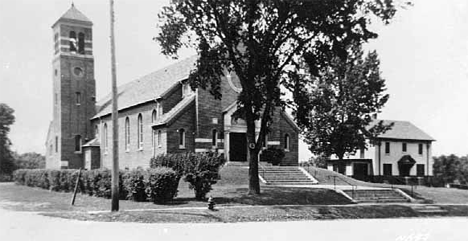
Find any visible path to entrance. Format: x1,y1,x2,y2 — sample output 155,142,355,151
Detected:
1,206,467,241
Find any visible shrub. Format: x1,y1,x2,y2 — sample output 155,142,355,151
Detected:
12,167,179,204
260,147,285,166
150,154,186,176
145,167,179,204
13,169,27,185
123,168,147,201
183,152,226,200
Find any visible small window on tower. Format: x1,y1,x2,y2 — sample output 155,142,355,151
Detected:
76,92,81,105
78,32,85,54
75,135,82,152
69,31,77,53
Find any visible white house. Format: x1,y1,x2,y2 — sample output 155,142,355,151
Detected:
327,120,435,181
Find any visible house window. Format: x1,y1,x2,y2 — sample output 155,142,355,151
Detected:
104,123,108,153
179,128,186,149
75,135,82,152
78,32,85,54
69,31,77,53
137,114,143,149
95,125,99,138
158,130,162,147
212,129,218,147
402,143,407,152
383,164,392,176
418,143,423,155
76,92,81,105
417,164,425,177
284,134,290,151
124,117,130,151
385,142,390,154
55,136,58,153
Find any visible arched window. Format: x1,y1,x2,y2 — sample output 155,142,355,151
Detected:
75,135,82,152
152,109,157,123
179,128,185,149
137,114,143,149
78,32,85,54
125,117,130,151
69,31,77,53
104,123,108,152
284,134,290,151
158,130,162,147
212,129,218,147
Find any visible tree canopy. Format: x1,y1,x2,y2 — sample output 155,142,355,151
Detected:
0,103,16,175
297,45,393,162
13,152,46,170
156,0,407,194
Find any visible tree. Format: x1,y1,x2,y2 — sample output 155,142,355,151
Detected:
13,152,46,169
156,0,406,194
433,155,462,186
297,45,392,168
0,103,16,176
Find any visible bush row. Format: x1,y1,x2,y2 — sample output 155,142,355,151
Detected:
150,152,226,200
13,167,178,204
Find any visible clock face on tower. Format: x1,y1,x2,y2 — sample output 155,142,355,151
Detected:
73,67,84,77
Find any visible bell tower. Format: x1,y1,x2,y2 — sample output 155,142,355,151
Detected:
46,4,96,169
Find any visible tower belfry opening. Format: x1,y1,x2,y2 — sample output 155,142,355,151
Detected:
46,5,96,169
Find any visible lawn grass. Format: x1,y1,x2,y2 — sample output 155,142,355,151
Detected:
42,204,423,223
0,165,351,213
4,164,468,223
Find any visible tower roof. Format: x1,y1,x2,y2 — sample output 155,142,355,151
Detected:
52,3,92,27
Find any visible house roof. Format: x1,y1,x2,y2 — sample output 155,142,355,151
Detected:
52,4,92,27
371,120,435,141
152,94,196,127
93,56,198,119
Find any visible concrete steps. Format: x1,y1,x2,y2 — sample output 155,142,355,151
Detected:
343,189,410,203
411,205,448,215
259,166,317,185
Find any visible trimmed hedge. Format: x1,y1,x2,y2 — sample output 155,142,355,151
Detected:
13,168,178,203
151,152,226,200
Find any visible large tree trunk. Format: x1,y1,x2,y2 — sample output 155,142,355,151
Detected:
245,104,260,195
247,135,260,195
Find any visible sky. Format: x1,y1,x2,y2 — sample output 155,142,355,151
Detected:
0,0,467,161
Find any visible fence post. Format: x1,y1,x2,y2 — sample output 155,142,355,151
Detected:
71,168,82,206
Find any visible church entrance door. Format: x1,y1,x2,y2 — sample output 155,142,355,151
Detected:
230,133,247,162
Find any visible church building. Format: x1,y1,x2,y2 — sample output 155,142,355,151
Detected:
45,5,299,170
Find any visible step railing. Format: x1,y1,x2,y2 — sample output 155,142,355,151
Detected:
384,176,417,197
259,163,267,183
327,174,357,199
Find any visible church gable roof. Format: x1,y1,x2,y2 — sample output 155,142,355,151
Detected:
53,4,92,27
93,56,198,119
371,120,435,141
152,94,196,127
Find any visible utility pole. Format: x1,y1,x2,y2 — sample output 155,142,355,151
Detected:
110,0,119,212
